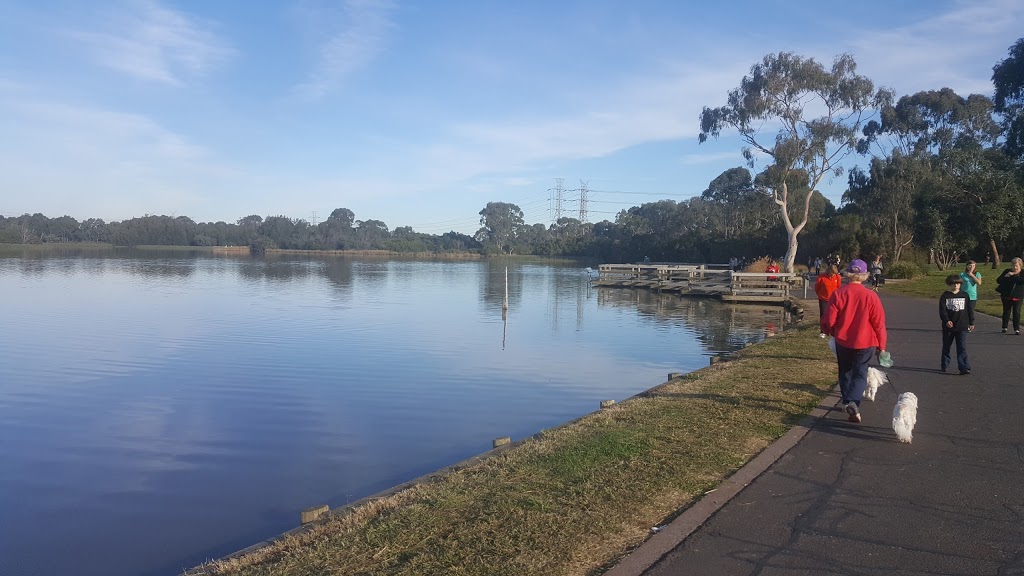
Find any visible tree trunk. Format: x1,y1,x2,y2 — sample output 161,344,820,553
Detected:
783,231,798,275
990,238,1001,268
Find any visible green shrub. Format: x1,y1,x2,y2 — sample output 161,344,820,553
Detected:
888,261,922,279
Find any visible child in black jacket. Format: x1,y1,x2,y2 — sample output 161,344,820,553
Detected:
940,274,973,375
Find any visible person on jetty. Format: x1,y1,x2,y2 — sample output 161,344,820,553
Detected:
815,264,842,335
939,274,972,375
820,259,888,423
996,257,1024,335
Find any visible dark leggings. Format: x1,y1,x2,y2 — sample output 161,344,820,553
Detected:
1002,297,1022,331
818,299,828,318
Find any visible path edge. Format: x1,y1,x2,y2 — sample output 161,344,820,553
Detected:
602,386,841,576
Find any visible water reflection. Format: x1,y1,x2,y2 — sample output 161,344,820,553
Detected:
596,288,790,350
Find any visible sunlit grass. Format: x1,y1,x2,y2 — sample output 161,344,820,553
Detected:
883,264,1004,318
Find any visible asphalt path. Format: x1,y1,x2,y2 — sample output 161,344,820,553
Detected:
620,292,1024,575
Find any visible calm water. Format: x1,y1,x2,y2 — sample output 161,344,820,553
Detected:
0,249,789,576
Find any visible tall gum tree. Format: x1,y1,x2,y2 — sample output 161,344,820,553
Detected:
699,52,891,272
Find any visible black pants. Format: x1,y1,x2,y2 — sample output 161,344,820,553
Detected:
818,299,828,318
941,329,970,373
1002,297,1022,331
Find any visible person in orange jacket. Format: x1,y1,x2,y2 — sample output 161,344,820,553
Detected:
815,264,842,323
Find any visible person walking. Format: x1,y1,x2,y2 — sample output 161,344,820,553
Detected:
814,257,822,276
815,264,842,329
869,255,884,291
959,260,982,322
996,257,1024,334
820,259,888,423
939,274,973,375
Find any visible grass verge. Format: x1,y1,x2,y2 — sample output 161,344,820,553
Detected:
191,303,836,576
882,266,1004,318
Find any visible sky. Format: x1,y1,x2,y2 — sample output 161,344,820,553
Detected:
1,0,1023,236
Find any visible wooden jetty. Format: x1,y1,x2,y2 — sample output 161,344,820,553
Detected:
593,263,796,303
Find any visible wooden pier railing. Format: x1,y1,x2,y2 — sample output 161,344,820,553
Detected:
593,263,796,303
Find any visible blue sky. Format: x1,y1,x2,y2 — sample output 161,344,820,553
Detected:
2,0,1023,235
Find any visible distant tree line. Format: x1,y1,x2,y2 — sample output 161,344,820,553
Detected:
6,39,1024,269
0,208,480,254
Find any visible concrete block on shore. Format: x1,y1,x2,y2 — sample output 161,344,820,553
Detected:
301,504,329,525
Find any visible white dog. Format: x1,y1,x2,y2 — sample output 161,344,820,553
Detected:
892,392,919,443
865,367,888,401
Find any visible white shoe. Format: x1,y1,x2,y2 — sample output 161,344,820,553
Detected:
819,333,827,338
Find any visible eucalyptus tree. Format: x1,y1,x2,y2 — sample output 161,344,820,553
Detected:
858,87,1022,264
319,208,355,249
354,219,390,248
843,155,924,263
477,202,524,254
699,52,891,272
614,199,687,261
993,37,1024,160
701,167,772,241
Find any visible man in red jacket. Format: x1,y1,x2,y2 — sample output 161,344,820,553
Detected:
820,259,888,423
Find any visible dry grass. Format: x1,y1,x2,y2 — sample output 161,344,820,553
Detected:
191,302,835,576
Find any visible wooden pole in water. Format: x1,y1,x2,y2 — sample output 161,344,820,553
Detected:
503,267,509,311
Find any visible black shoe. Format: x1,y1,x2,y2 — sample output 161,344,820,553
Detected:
1003,328,1008,333
959,370,971,375
1016,331,1020,335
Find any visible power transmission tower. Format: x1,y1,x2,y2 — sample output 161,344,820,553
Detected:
553,178,565,224
578,179,589,223
311,211,318,226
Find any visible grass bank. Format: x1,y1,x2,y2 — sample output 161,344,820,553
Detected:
191,300,836,576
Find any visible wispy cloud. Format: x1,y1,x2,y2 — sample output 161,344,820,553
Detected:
71,0,232,85
680,151,745,166
0,91,238,219
294,0,397,99
850,0,1024,96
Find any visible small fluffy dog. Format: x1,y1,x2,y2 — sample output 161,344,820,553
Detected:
892,392,919,443
865,367,888,401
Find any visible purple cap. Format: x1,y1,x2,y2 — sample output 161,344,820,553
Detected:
847,259,868,273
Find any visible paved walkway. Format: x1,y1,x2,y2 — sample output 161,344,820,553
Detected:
612,292,1024,575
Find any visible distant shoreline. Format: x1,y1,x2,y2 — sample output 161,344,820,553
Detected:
0,244,601,263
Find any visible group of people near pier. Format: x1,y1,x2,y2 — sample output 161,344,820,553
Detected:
813,253,1024,424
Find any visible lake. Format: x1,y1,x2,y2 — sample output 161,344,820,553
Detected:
0,248,789,576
